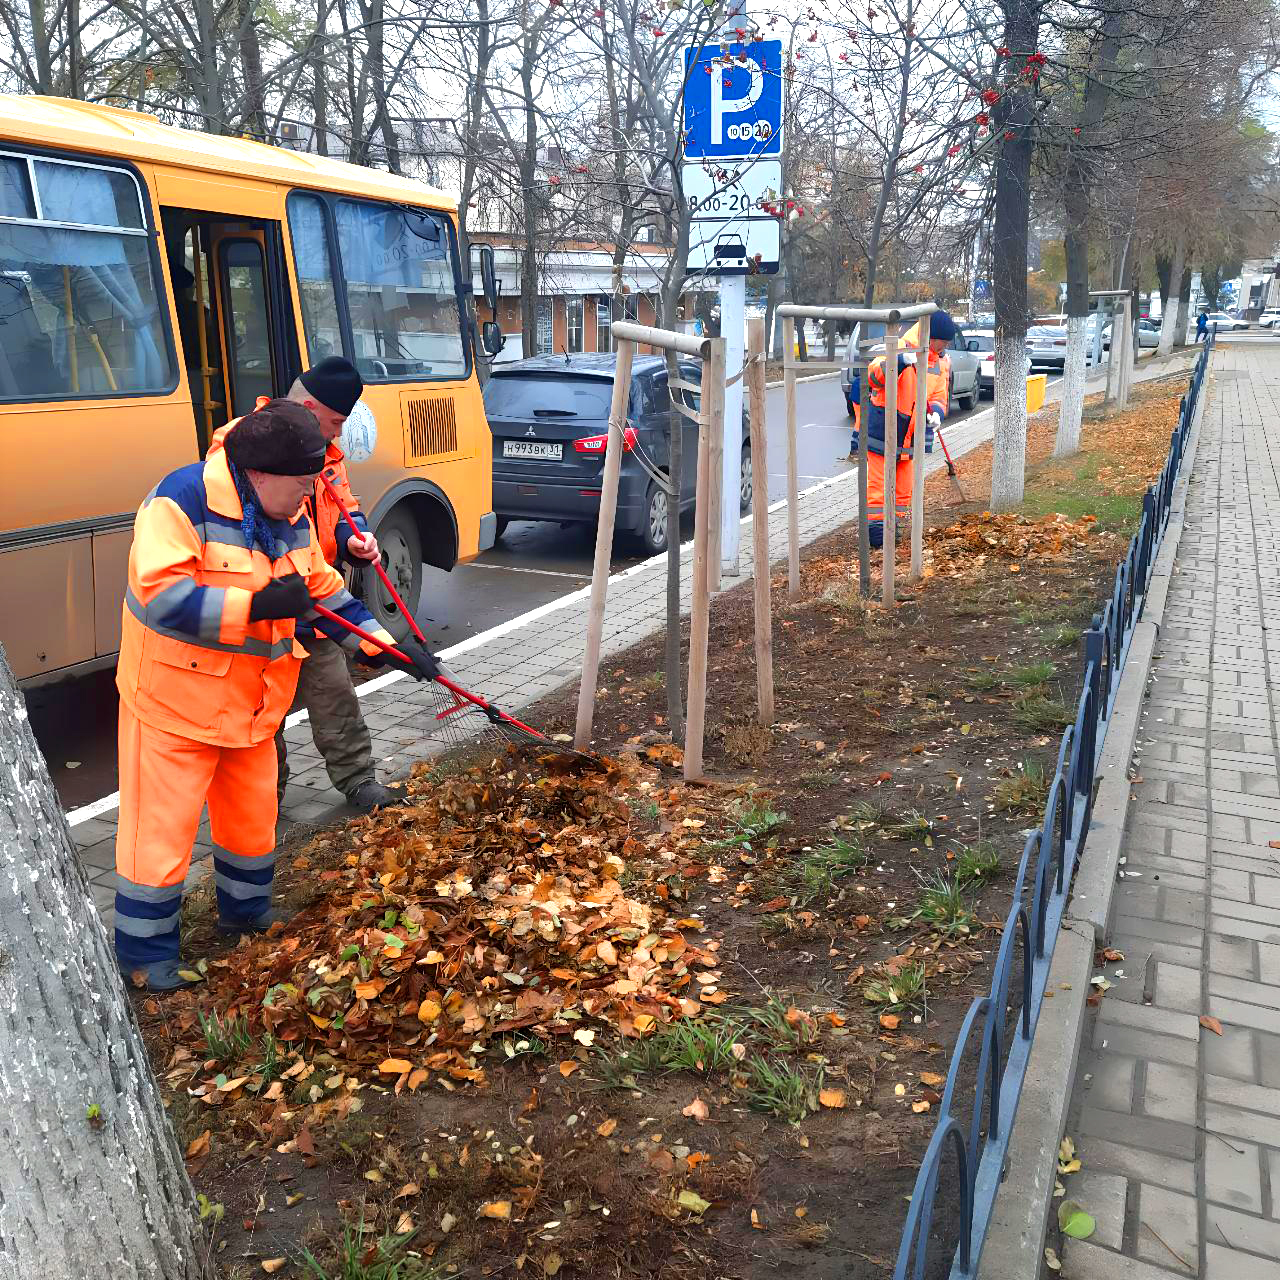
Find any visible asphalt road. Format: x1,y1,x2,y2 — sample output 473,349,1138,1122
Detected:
28,370,1047,810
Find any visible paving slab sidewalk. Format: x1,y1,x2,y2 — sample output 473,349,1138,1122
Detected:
1064,338,1280,1279
70,353,1197,923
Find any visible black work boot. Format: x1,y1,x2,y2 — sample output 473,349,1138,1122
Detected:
348,779,397,813
217,906,287,938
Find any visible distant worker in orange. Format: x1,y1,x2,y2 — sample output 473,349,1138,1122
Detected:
113,400,441,990
863,311,954,549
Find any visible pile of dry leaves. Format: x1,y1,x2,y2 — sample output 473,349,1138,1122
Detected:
171,752,718,1098
923,511,1105,576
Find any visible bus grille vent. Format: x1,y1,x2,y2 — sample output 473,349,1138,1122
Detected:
405,397,459,460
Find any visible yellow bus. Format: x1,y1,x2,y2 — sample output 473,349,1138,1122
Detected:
0,95,502,684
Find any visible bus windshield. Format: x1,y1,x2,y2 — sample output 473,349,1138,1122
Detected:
289,192,467,384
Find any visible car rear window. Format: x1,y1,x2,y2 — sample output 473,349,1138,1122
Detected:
483,375,614,418
967,334,995,352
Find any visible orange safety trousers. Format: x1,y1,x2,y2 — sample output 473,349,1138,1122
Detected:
114,703,278,971
866,450,913,546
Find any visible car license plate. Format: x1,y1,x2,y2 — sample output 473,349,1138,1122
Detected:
503,440,563,460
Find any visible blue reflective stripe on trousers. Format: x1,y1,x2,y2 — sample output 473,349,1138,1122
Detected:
213,854,274,924
115,887,183,970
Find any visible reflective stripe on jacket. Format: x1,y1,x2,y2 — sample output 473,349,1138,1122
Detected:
116,448,394,747
864,321,950,458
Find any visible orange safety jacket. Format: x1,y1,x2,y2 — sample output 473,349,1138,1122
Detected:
116,447,394,748
865,320,950,458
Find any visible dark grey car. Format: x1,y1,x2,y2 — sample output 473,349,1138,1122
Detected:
486,354,751,555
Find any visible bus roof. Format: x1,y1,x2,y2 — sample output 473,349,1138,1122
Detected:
0,95,457,213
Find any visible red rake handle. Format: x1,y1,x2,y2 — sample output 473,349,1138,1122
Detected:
309,602,548,741
319,472,431,649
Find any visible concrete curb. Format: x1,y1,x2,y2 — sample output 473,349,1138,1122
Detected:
976,357,1211,1279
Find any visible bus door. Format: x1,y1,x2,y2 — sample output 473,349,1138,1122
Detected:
158,206,299,451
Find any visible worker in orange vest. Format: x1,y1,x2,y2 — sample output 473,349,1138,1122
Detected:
114,400,440,990
207,358,395,813
863,312,954,549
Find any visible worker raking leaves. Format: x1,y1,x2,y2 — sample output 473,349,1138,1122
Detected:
113,399,443,990
861,310,955,551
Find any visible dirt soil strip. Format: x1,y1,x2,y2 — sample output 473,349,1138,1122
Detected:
137,381,1185,1280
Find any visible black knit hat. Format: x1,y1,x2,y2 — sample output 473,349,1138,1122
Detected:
225,399,327,476
299,356,363,417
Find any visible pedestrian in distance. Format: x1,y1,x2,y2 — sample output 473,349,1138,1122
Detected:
207,358,398,813
863,310,955,550
113,399,442,991
1196,311,1209,344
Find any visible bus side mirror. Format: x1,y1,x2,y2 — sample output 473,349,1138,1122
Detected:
481,320,505,356
477,244,499,311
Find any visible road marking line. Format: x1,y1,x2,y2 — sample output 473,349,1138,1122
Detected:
460,562,588,581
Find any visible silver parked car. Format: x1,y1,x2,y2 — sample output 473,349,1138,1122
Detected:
1025,324,1069,369
966,330,1032,395
841,319,981,416
1102,318,1160,350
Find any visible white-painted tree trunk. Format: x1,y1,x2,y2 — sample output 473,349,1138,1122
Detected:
1158,236,1187,357
0,646,205,1280
1174,273,1192,348
991,333,1028,509
1054,314,1089,458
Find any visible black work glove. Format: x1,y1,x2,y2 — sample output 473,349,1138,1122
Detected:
383,637,441,681
249,573,312,622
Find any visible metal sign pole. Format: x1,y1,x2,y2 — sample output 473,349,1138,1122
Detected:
686,337,725,780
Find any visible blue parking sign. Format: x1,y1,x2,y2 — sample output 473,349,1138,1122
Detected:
683,40,783,159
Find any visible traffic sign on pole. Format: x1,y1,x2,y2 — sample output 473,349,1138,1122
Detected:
683,40,783,160
681,34,784,577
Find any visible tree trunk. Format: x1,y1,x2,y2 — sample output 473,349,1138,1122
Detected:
1174,264,1192,348
0,645,205,1280
1157,235,1186,356
237,0,267,139
989,0,1039,509
27,0,54,92
66,0,83,98
310,0,329,155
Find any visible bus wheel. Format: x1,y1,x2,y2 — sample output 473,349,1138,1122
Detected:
366,507,423,640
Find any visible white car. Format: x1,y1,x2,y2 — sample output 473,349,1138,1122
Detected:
1258,309,1280,327
1103,318,1160,350
965,330,1032,394
1202,311,1249,331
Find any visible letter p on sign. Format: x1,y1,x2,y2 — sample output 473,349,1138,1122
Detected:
712,62,763,146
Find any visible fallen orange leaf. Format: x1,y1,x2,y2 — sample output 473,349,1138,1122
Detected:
818,1088,847,1109
879,1014,901,1030
682,1097,710,1121
479,1200,512,1221
919,1072,945,1087
1200,1015,1223,1036
597,1117,618,1137
378,1058,412,1075
559,1060,579,1077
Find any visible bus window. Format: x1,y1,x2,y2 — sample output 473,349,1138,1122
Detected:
334,200,467,383
219,238,274,417
0,151,173,400
286,193,342,363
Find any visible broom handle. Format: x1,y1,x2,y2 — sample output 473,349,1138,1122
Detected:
319,472,431,648
309,602,547,739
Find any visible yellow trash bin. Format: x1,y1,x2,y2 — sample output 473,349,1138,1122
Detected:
1026,373,1047,414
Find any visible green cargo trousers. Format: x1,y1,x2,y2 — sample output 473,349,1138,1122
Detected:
275,634,375,802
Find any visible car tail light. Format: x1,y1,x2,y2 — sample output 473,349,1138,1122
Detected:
574,425,638,453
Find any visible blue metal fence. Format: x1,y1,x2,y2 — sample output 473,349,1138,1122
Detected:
892,334,1215,1280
